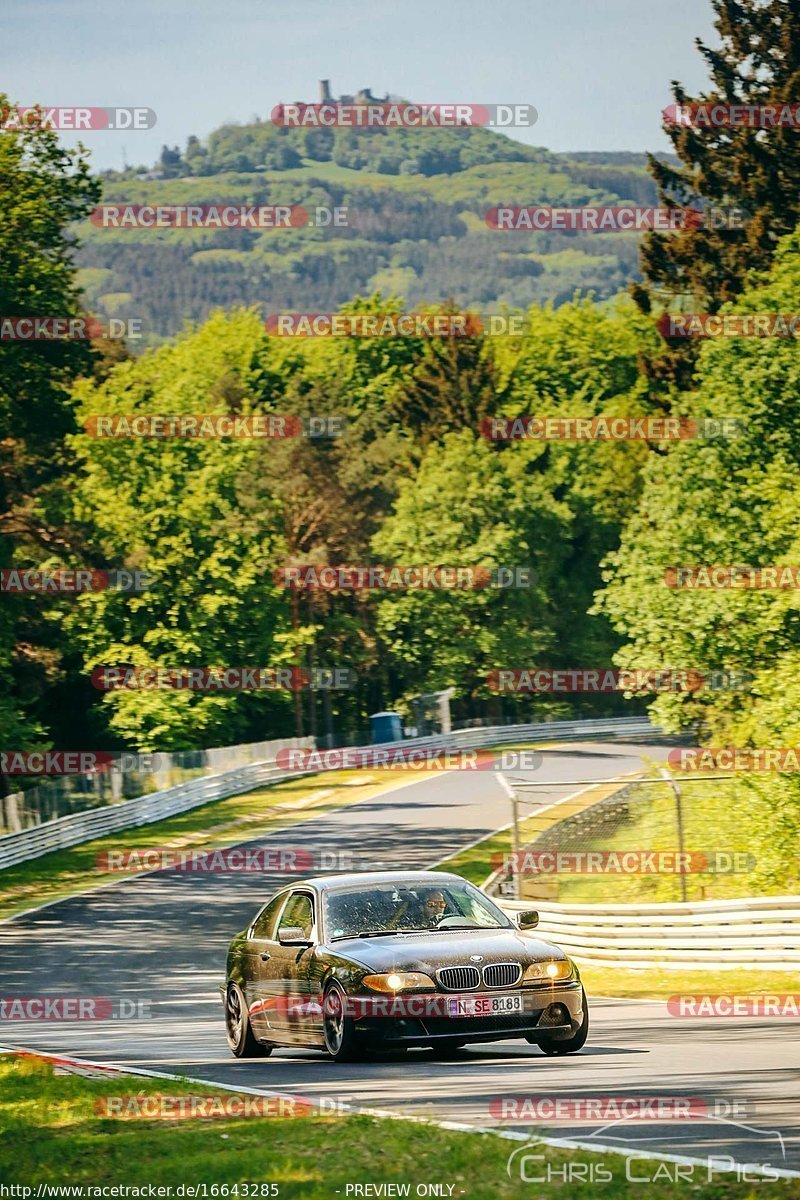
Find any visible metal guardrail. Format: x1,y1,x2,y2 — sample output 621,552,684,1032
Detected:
0,716,662,872
0,741,314,872
1,736,306,833
444,716,659,747
497,896,800,969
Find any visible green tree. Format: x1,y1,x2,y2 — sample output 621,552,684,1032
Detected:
496,298,659,666
0,95,100,754
67,311,296,749
599,227,800,738
633,0,800,380
372,430,572,717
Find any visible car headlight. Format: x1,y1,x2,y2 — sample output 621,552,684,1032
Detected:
522,959,573,984
363,972,435,993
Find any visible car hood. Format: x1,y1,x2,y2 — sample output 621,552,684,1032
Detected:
326,926,567,973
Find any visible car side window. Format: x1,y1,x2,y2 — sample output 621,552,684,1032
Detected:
252,893,287,940
279,893,314,939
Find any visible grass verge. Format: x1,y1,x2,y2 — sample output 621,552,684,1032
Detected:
0,1054,794,1196
579,964,800,1000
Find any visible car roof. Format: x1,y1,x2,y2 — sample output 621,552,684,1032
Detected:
288,870,466,892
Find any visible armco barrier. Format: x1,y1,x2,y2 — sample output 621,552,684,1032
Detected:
0,716,662,871
1,736,308,832
497,896,800,970
0,742,313,872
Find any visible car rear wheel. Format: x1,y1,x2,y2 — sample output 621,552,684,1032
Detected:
534,987,589,1056
225,983,272,1058
322,981,364,1062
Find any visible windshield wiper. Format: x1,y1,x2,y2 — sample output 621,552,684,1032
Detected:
434,921,484,931
331,930,404,940
330,927,431,940
436,924,503,930
330,922,508,940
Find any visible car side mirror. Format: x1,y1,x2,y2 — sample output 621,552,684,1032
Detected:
515,910,539,930
278,926,312,946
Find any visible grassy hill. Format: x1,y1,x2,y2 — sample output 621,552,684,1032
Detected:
77,118,661,345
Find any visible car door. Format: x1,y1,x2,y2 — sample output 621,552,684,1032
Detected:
244,890,290,1039
266,890,320,1045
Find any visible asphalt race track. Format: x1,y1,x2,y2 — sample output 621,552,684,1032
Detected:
1,740,798,1176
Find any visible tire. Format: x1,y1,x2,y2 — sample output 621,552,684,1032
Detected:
225,983,273,1058
535,987,589,1056
322,981,365,1062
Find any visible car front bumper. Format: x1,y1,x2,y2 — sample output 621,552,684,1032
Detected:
350,981,584,1046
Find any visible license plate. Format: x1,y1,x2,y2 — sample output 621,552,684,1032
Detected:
446,993,523,1017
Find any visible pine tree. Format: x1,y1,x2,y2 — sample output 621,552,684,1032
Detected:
634,0,800,380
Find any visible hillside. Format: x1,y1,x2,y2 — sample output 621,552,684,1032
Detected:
77,111,661,345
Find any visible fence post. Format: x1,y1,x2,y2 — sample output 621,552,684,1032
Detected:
498,773,521,899
660,766,688,903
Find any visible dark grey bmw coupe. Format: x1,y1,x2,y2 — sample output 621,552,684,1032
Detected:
223,870,588,1061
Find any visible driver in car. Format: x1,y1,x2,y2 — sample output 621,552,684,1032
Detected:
385,887,449,930
420,888,448,927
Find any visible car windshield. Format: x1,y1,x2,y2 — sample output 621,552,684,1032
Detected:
324,880,511,939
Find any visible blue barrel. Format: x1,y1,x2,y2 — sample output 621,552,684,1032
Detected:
369,711,403,743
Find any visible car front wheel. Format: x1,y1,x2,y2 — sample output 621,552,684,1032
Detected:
534,987,589,1056
225,983,272,1058
322,981,364,1062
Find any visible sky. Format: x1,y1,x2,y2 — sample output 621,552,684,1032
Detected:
2,0,718,171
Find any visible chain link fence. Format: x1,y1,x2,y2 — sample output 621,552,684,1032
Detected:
493,769,770,905
1,740,303,834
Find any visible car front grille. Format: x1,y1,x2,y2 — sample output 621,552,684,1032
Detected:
483,962,522,988
437,965,481,991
